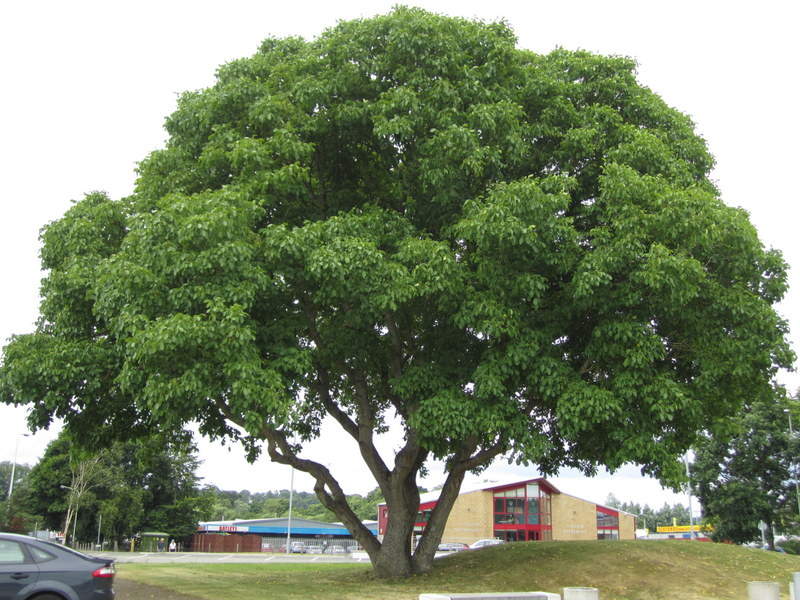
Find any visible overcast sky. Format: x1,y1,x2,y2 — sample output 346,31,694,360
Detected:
1,0,798,511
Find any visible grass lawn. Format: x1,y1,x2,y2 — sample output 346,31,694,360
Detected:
116,540,800,600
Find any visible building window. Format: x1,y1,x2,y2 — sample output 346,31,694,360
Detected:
596,507,620,540
413,502,436,535
494,497,524,524
493,482,552,542
526,498,540,524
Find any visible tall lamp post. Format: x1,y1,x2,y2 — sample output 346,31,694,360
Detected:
285,465,294,554
684,453,696,540
784,408,800,516
7,433,30,499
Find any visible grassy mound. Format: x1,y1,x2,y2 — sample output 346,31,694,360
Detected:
117,540,800,600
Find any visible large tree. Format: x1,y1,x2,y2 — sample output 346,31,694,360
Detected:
1,461,34,532
0,8,792,576
691,388,800,550
1,461,32,503
21,433,209,545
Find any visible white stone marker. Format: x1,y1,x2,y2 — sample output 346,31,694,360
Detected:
562,587,599,600
747,581,779,600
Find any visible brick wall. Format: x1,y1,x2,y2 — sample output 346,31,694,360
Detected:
551,493,598,541
192,533,261,552
550,493,637,541
440,489,494,545
619,512,636,539
404,480,640,546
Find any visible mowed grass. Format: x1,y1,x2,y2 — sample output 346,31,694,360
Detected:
116,540,800,600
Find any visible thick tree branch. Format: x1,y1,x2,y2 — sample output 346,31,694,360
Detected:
384,309,405,380
311,369,359,439
300,299,392,487
260,426,382,554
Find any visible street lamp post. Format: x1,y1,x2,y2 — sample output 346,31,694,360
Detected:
784,409,800,516
96,513,102,549
285,465,294,554
7,433,30,499
685,453,696,540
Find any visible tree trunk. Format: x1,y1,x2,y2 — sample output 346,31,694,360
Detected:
372,528,415,578
63,496,75,546
412,467,467,573
367,472,421,578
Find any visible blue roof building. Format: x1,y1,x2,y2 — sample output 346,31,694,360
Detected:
193,517,378,552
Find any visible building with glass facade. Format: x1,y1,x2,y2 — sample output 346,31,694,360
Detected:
377,478,636,545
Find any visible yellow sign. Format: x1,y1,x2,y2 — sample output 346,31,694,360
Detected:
656,525,712,533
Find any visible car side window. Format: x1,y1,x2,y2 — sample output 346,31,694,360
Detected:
27,546,56,563
0,541,27,564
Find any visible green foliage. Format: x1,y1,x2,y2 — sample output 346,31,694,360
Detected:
201,486,384,522
19,436,74,532
605,493,690,530
691,387,800,549
0,461,31,502
19,432,209,544
778,539,800,555
0,7,792,576
1,460,36,532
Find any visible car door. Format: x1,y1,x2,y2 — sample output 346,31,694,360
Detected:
0,538,40,598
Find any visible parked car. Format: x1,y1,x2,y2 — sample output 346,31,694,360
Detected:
0,532,115,600
437,542,469,552
469,538,505,549
306,545,323,554
289,542,307,554
329,545,346,554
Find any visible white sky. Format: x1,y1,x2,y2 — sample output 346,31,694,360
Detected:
1,0,798,512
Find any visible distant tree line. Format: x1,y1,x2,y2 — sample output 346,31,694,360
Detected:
1,431,384,546
2,432,209,547
604,493,691,532
200,486,385,523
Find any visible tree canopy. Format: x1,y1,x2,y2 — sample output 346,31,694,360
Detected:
0,7,792,576
1,461,31,504
1,461,34,533
20,433,209,546
691,387,800,550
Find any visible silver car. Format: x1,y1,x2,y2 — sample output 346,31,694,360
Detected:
469,538,505,549
0,533,115,600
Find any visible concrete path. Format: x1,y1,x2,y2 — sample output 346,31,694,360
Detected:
91,551,372,564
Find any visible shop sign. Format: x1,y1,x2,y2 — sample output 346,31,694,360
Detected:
204,525,250,532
